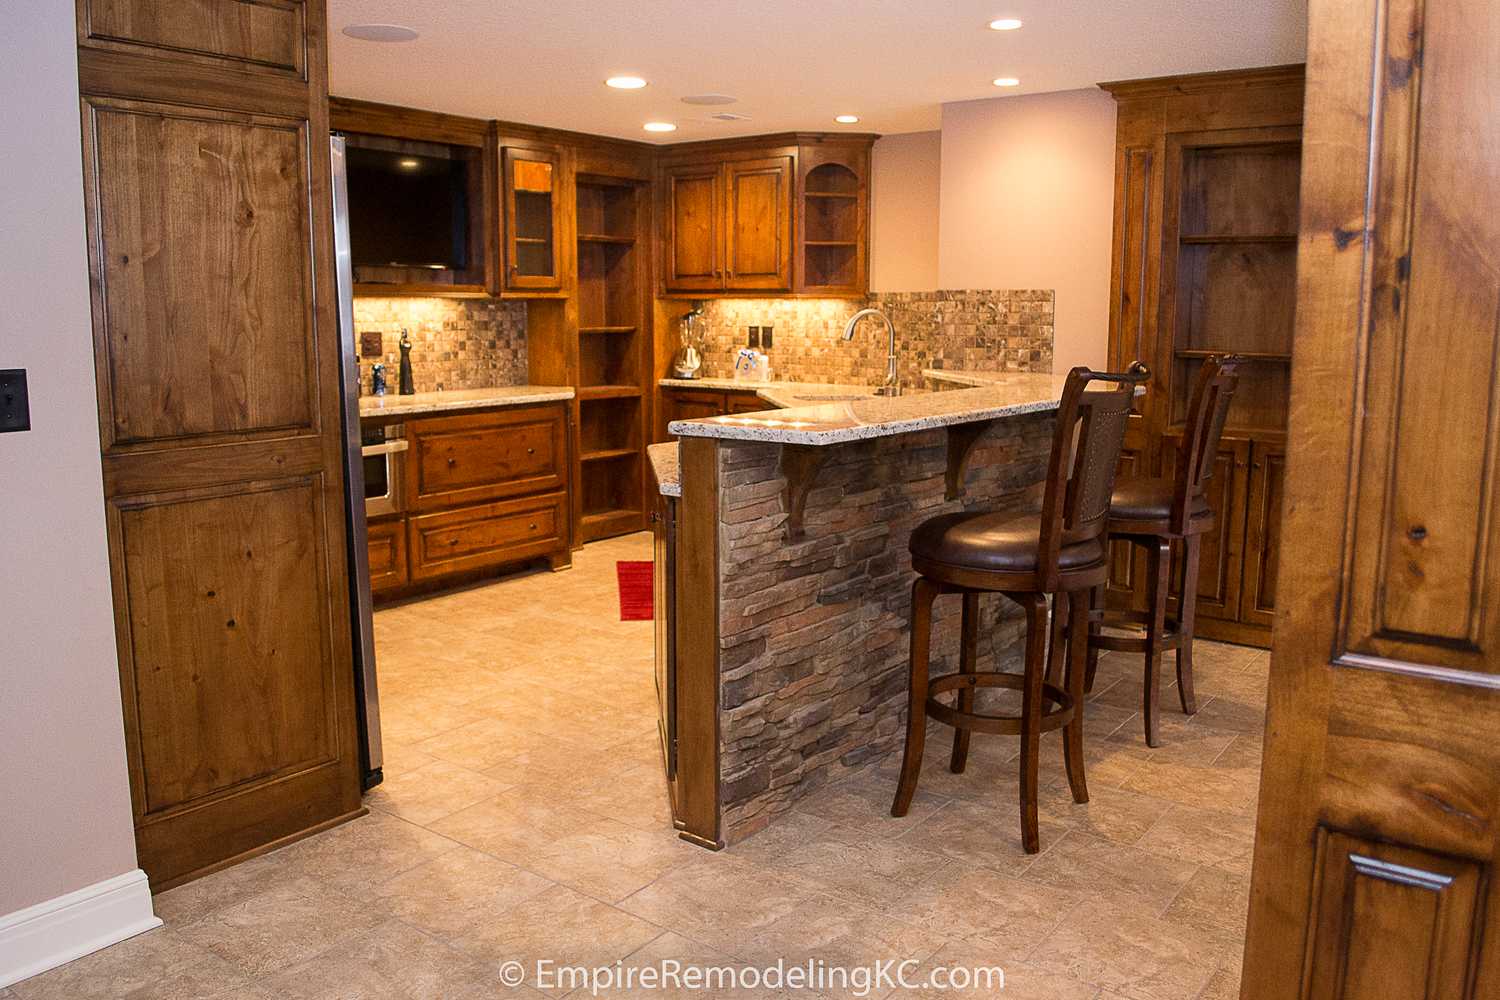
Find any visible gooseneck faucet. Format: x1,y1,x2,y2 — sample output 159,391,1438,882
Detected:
841,308,902,396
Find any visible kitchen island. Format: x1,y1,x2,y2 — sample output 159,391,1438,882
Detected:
653,373,1090,847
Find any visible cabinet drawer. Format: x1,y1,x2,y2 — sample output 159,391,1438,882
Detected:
408,492,567,581
366,518,408,594
407,405,566,511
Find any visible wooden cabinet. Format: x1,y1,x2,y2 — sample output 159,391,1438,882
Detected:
656,386,766,440
369,401,573,599
660,154,793,293
501,143,565,291
75,0,366,889
797,144,870,295
366,518,408,594
1102,65,1304,648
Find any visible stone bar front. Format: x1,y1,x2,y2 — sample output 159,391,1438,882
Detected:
667,374,1076,847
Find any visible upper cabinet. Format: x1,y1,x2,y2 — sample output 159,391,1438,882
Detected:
660,154,793,293
658,136,872,297
500,142,566,293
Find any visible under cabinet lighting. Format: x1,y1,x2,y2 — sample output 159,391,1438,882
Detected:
988,18,1024,30
606,76,648,89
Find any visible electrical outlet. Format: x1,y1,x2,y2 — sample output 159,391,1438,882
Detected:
0,369,30,433
747,326,760,348
761,326,774,349
359,331,383,357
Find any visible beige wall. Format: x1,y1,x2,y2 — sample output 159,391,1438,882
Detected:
937,88,1118,371
0,6,140,914
869,131,941,292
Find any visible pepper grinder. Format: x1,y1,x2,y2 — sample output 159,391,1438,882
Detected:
398,328,415,395
370,362,387,396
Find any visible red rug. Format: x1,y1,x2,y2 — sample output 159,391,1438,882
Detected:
616,561,654,620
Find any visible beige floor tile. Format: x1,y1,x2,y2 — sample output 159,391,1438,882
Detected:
794,773,948,837
365,757,514,825
1120,760,1262,817
174,875,391,978
600,932,804,1000
151,853,291,928
415,716,587,771
618,855,822,956
1197,961,1244,1000
371,846,555,940
888,864,1083,961
893,797,1066,877
1162,865,1251,962
270,810,461,896
1020,831,1200,915
439,883,662,996
9,928,249,1000
255,918,544,999
889,942,1094,999
1138,803,1257,875
1026,900,1216,1000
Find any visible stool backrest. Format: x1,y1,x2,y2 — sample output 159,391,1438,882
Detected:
1038,363,1150,589
1174,355,1242,532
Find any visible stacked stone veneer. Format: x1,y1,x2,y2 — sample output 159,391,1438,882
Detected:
714,412,1057,842
353,297,529,394
691,290,1054,384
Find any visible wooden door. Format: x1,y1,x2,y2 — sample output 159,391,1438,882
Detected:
1163,433,1250,624
662,163,722,291
1240,440,1284,630
74,0,364,889
502,145,562,290
1242,0,1500,994
723,156,792,290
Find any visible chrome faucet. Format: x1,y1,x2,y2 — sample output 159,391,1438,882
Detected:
841,308,902,396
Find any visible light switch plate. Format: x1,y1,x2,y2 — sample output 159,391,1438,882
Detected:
0,369,30,433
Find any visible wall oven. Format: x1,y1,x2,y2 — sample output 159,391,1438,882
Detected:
361,423,406,518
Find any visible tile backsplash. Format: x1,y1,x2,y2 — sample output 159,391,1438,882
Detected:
354,298,528,395
684,289,1054,384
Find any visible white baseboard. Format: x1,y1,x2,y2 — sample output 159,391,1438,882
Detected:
0,869,162,989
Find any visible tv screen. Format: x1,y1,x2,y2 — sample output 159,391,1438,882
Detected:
346,147,469,270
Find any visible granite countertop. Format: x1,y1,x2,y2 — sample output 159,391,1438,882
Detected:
922,369,1023,388
668,372,1086,446
359,385,574,418
658,377,776,390
647,442,680,498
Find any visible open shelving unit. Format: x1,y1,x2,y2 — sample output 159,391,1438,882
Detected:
574,175,649,542
800,162,862,291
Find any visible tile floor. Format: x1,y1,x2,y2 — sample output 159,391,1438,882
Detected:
12,532,1269,1000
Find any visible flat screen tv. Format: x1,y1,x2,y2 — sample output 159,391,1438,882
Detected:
346,146,469,270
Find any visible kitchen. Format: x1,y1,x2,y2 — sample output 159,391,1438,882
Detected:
6,1,1497,997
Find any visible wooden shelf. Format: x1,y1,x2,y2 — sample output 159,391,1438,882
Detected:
577,385,643,401
1179,234,1297,245
580,507,644,542
804,240,858,248
1176,348,1291,362
580,447,638,463
514,236,550,246
579,325,636,335
578,233,636,245
805,191,858,200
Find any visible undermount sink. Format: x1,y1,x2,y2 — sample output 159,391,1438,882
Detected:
793,393,871,401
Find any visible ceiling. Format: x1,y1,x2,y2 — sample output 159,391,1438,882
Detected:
327,0,1307,143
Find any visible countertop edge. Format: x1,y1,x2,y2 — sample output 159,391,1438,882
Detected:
358,386,576,418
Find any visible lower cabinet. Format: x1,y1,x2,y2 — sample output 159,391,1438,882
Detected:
365,401,573,599
657,386,766,440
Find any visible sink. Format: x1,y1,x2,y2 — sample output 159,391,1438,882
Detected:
793,393,870,401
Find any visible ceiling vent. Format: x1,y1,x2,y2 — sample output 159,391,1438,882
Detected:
682,94,738,106
709,112,751,121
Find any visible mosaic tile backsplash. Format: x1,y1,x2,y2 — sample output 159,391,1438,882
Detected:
354,298,528,395
685,290,1054,384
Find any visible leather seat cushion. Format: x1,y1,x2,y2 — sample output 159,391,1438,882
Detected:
1110,477,1210,521
909,511,1104,574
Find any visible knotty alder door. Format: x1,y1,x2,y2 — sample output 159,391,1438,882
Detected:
75,0,364,889
1243,0,1500,995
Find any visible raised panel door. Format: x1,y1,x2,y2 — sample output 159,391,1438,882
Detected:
79,0,306,77
1241,440,1284,629
724,156,792,290
1162,433,1249,623
1244,0,1500,993
502,145,563,291
663,164,722,292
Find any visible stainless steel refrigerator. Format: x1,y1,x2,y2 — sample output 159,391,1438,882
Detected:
330,133,384,790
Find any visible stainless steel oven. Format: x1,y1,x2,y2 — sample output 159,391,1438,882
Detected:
361,423,407,518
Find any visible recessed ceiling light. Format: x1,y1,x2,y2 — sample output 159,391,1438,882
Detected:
398,158,420,170
605,76,647,90
993,76,1021,87
341,23,419,42
681,94,738,106
643,121,678,133
988,18,1024,30
834,114,860,124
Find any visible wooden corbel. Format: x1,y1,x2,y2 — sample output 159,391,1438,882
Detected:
780,445,831,542
944,420,996,500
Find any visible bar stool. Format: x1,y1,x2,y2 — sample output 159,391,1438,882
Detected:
1086,355,1241,747
891,364,1148,854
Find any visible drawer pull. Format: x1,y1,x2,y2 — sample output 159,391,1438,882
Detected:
527,447,535,455
528,522,538,530
447,458,457,468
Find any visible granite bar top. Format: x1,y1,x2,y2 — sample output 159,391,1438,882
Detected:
922,369,1023,388
658,377,774,391
647,442,680,498
668,372,1081,446
359,385,574,418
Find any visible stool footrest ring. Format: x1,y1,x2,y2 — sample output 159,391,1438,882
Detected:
925,671,1075,736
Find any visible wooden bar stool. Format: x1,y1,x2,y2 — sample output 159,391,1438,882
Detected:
1086,356,1241,747
891,364,1149,854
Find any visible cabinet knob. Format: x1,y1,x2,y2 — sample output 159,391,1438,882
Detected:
447,458,457,468
527,447,535,455
528,522,538,530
